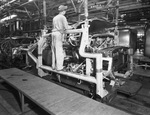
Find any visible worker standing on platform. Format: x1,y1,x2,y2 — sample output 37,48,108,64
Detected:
51,5,72,70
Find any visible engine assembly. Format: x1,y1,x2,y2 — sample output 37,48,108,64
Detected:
20,18,133,101
4,1,133,101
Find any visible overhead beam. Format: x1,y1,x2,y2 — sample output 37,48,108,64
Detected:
24,7,32,19
43,0,47,28
119,2,150,12
0,0,17,10
70,0,77,13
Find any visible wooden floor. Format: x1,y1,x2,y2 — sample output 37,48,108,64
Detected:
0,68,131,115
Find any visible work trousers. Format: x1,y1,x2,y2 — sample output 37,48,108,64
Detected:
51,31,64,70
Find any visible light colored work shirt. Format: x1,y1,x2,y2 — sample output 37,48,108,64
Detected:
52,14,69,33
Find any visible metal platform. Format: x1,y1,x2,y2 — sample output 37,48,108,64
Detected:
0,68,131,115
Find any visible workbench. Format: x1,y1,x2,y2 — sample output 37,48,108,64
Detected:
0,68,131,115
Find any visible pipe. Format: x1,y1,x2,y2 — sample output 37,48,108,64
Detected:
114,70,133,78
84,0,88,18
114,0,119,45
21,48,37,64
27,52,37,64
0,0,17,9
33,1,40,11
24,7,31,19
65,29,83,34
70,0,77,13
78,26,109,97
77,0,109,97
40,65,96,84
78,0,102,59
20,44,38,64
78,0,85,21
79,23,103,59
19,0,35,7
43,0,47,27
0,0,34,16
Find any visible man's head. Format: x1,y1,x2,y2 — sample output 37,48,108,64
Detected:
58,5,68,14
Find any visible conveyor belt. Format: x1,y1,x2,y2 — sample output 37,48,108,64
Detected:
0,68,131,115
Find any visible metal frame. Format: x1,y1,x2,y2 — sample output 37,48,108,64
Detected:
21,0,134,98
36,20,114,98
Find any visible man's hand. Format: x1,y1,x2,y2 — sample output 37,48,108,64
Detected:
42,33,51,38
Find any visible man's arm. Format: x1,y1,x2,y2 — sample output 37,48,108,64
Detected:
62,16,73,30
42,33,51,38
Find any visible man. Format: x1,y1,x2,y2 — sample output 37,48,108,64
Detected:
51,5,72,70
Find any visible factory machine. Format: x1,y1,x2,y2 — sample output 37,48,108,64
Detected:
17,0,135,101
20,21,133,102
0,0,135,101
